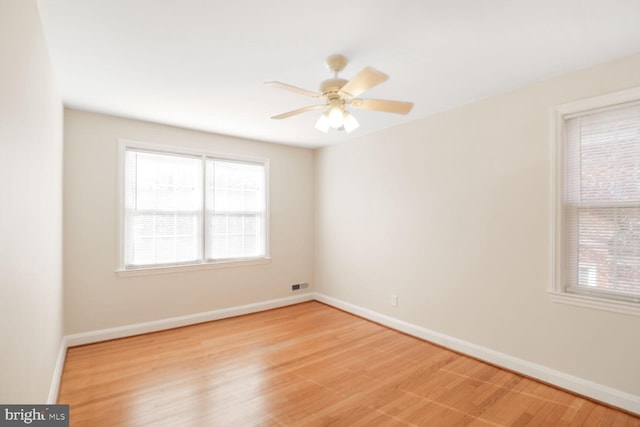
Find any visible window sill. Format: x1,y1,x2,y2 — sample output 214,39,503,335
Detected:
548,291,640,317
116,257,271,277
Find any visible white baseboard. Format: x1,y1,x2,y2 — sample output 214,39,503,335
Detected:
313,292,640,415
47,336,68,404
65,293,314,347
50,291,638,415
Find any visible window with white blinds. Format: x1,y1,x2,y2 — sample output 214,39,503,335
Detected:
122,144,267,270
555,94,640,307
205,159,265,261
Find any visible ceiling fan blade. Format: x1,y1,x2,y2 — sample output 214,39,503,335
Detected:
265,81,323,98
338,67,389,98
271,104,325,120
349,98,414,115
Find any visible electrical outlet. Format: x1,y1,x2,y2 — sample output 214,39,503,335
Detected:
391,294,398,307
299,282,309,290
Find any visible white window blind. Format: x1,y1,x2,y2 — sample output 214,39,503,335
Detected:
563,102,640,302
122,146,267,270
124,151,203,267
206,160,265,260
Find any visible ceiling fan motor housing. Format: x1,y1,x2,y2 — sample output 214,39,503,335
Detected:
319,78,348,95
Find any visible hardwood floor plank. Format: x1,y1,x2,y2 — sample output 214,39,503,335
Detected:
58,302,640,426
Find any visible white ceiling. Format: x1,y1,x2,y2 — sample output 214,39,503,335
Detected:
37,0,640,148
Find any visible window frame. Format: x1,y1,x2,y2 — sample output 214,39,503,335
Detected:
117,139,270,276
550,87,640,316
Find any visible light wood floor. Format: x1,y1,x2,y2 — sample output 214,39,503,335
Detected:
58,301,639,426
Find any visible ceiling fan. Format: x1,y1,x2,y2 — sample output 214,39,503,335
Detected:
265,54,414,134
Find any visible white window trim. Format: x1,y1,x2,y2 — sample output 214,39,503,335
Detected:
550,87,640,316
116,257,271,277
117,139,271,274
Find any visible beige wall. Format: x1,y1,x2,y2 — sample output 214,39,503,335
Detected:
0,0,64,402
63,110,314,334
315,53,640,395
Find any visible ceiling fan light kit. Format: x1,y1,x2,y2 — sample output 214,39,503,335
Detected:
314,107,360,134
266,54,413,134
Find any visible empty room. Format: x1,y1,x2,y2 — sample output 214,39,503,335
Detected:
1,0,639,425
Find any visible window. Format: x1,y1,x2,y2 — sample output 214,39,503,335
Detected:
552,88,640,314
120,141,268,271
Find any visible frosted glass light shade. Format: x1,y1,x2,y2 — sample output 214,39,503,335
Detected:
315,113,330,133
328,106,343,128
343,111,359,133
